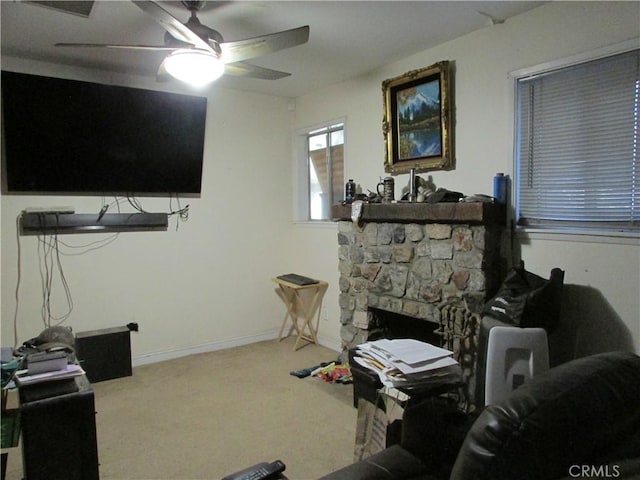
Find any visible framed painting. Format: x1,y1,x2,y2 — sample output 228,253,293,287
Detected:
382,61,453,175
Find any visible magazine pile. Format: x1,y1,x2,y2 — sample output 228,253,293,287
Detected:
13,363,85,386
353,338,461,389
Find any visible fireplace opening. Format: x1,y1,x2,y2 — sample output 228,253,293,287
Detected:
354,305,480,412
366,307,441,346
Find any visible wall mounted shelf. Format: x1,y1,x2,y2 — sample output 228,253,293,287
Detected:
20,212,168,235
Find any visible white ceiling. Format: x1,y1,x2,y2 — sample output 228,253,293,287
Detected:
1,0,545,97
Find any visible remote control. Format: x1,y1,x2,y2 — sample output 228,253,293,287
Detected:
222,460,286,480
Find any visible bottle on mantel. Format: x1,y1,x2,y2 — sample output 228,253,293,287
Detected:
345,179,356,203
493,173,508,205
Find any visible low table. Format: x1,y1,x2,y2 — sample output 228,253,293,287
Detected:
349,347,463,459
272,277,328,351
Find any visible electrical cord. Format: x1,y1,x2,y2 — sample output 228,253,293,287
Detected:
37,222,74,327
168,194,189,230
28,213,72,327
41,232,120,256
126,194,147,213
13,215,23,347
127,193,190,230
50,233,74,326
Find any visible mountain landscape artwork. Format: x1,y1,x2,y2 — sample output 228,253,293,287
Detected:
396,79,442,160
383,61,452,174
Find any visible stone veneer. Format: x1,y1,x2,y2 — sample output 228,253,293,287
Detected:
333,203,508,353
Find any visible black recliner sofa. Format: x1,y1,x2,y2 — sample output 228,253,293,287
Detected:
319,351,640,480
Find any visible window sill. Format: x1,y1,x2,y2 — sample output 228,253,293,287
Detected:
293,220,338,229
516,227,640,246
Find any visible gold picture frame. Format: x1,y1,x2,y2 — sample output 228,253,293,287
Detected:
382,61,453,175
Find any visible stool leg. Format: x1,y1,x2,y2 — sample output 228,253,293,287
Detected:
293,289,310,351
277,285,299,341
292,284,327,351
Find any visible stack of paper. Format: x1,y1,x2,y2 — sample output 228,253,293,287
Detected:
354,338,461,388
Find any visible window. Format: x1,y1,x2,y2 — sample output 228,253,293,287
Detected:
514,47,639,235
299,122,345,221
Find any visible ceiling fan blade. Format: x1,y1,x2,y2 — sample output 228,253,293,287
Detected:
220,26,309,64
55,43,184,52
223,62,291,80
131,0,212,52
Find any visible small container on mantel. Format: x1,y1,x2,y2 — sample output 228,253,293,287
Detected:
345,179,356,203
493,173,508,205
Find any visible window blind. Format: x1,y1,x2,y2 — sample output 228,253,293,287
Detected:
516,49,639,232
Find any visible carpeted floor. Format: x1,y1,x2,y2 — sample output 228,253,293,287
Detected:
4,338,357,480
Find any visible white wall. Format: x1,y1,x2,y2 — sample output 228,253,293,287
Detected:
2,1,638,363
1,59,299,362
290,1,640,357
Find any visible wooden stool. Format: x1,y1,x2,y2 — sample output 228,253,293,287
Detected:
272,277,328,351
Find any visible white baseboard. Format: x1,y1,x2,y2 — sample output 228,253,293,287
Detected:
317,336,342,353
132,330,279,367
132,330,343,367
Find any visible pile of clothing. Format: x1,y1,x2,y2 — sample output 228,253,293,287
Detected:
312,362,352,384
290,362,352,384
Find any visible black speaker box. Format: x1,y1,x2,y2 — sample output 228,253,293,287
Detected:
75,326,132,383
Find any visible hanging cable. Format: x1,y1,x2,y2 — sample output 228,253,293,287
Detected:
13,215,23,347
126,194,147,213
50,233,74,326
35,214,74,328
40,232,120,256
13,193,191,340
168,194,189,230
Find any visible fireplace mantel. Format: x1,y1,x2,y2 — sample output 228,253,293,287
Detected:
331,202,505,225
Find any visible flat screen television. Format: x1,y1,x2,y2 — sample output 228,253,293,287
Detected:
1,71,207,195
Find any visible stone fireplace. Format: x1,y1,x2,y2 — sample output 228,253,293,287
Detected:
333,202,509,408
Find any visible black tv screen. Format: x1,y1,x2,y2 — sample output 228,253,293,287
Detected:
1,71,207,195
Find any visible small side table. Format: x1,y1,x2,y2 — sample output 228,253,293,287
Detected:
272,277,328,351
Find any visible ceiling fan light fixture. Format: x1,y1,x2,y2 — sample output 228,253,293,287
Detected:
164,49,225,86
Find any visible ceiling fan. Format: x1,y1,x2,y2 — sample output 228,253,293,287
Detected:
55,0,310,86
